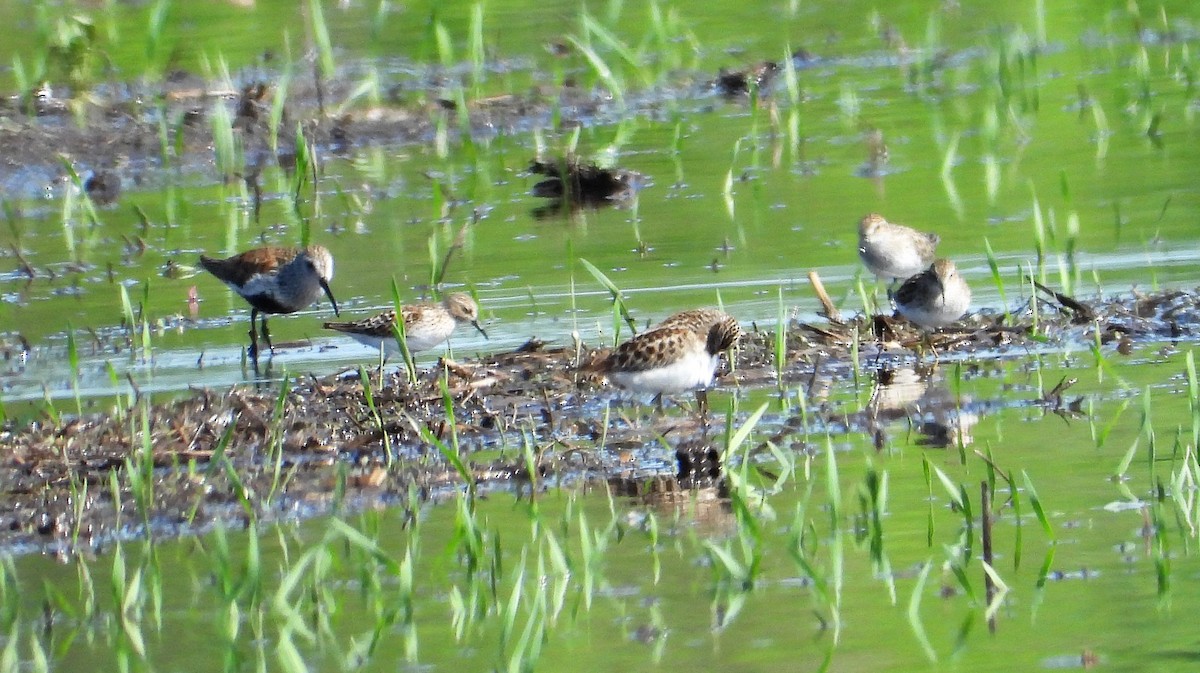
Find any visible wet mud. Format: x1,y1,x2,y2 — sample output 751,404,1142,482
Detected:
0,45,841,204
0,286,1196,557
1,61,669,203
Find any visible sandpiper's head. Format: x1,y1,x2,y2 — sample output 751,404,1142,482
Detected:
930,258,958,279
302,245,335,283
858,213,888,238
301,245,339,315
705,316,742,356
445,292,487,338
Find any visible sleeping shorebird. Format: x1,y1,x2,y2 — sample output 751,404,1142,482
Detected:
858,213,940,283
199,244,339,360
894,259,971,329
589,309,741,412
323,292,487,355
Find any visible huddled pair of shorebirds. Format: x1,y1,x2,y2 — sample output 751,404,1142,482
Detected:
857,213,971,329
198,215,967,402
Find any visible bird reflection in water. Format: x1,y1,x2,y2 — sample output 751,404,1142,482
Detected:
867,366,978,449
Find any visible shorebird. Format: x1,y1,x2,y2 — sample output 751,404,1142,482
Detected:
589,309,741,411
651,307,733,333
199,244,339,359
323,292,487,355
858,213,940,283
894,259,971,329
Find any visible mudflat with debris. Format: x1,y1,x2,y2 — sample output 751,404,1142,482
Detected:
0,285,1193,557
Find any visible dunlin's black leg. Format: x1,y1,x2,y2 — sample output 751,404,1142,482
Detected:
247,308,260,360
259,315,274,354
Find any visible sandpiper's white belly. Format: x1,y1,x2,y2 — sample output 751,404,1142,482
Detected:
344,328,452,355
608,350,719,395
896,291,971,328
403,328,453,353
861,242,928,281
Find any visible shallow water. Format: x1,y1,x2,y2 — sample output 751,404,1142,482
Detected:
7,342,1200,672
1,0,1200,671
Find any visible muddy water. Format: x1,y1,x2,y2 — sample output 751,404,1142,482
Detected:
7,342,1200,672
0,0,1199,671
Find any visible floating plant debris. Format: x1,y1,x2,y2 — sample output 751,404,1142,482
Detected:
712,60,780,97
527,157,645,204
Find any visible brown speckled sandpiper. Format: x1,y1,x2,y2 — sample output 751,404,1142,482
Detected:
323,292,487,355
592,309,741,397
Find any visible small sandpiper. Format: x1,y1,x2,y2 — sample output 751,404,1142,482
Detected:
894,259,971,329
590,309,742,404
651,307,732,333
858,213,940,283
199,244,339,359
323,292,487,355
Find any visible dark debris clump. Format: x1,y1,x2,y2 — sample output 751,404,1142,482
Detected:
712,61,779,97
527,157,644,204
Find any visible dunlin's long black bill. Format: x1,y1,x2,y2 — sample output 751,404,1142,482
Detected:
471,320,488,339
320,279,340,316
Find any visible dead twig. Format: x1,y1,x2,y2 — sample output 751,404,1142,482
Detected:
807,270,844,324
1029,278,1095,323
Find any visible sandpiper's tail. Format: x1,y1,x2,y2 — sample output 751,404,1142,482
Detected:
323,310,397,337
197,254,239,281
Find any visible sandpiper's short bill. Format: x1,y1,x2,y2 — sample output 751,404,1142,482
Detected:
858,213,940,282
323,292,486,355
894,259,971,329
199,244,339,359
590,309,741,397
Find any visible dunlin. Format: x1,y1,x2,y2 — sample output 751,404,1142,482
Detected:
323,292,487,355
858,213,940,282
199,244,339,359
894,259,971,328
592,309,741,397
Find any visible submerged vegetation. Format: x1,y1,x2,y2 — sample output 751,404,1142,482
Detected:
0,0,1198,671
